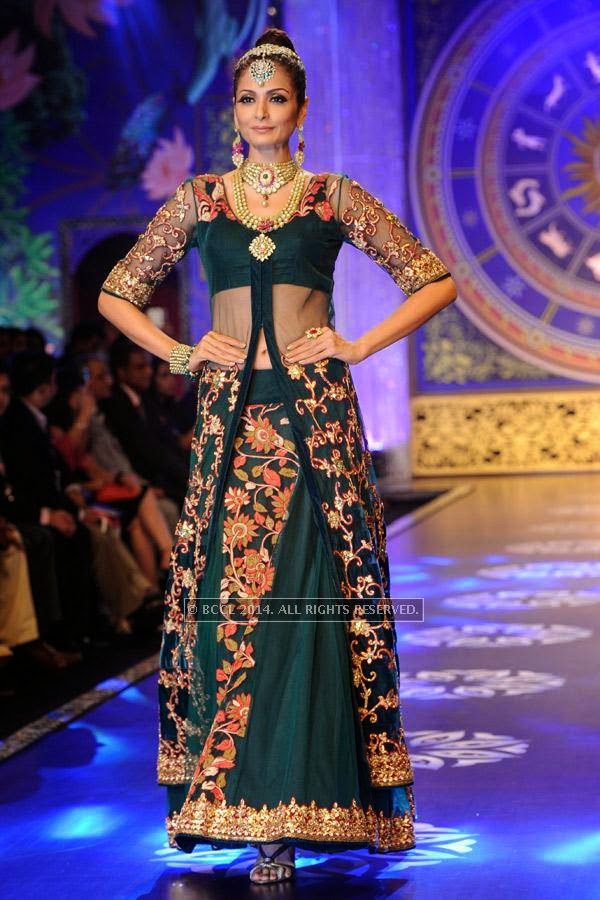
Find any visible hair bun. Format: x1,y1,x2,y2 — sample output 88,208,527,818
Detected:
254,27,296,53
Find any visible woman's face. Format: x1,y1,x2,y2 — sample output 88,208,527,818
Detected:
68,385,85,412
233,63,307,157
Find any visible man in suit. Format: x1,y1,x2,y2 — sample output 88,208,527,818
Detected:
0,352,99,649
0,360,81,668
102,337,188,507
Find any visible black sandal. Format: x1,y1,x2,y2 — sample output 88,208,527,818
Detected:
249,841,296,883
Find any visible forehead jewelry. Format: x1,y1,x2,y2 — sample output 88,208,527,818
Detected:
249,55,276,86
235,43,306,87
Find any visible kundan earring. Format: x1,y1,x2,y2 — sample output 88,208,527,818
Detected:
232,128,244,168
294,123,305,166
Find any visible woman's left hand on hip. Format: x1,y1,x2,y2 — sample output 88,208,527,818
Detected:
283,326,364,366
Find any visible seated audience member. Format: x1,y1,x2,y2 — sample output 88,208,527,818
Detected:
62,320,110,360
146,359,194,454
103,337,188,507
75,352,181,536
46,366,170,625
0,362,80,665
0,352,101,650
0,515,80,669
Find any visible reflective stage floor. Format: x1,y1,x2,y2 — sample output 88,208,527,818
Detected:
1,473,599,898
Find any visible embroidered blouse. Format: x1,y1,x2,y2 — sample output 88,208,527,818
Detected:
101,172,451,369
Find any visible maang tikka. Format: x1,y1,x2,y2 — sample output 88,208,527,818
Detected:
249,55,276,86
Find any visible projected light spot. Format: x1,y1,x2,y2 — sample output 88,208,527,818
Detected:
540,831,600,865
390,573,430,584
477,561,600,579
406,729,529,768
552,504,600,515
119,685,154,706
505,539,600,554
399,668,565,699
527,522,600,534
154,844,246,866
401,623,592,647
95,677,131,692
49,805,119,839
441,589,600,610
447,577,482,591
416,556,457,566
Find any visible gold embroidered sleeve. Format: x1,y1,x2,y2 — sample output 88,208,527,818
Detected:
101,179,197,309
331,175,451,296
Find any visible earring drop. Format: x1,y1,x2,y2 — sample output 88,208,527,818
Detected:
294,123,305,167
232,128,244,168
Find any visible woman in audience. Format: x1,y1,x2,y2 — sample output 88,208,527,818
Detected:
46,368,165,633
47,366,174,594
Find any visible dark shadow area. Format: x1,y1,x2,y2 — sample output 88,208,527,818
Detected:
0,630,160,740
140,866,411,898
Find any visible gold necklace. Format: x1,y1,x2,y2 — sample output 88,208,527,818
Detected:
240,159,299,207
232,168,306,261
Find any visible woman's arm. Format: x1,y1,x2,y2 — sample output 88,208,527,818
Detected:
336,174,457,361
285,174,457,366
352,274,456,362
98,177,246,371
98,292,178,362
97,180,197,362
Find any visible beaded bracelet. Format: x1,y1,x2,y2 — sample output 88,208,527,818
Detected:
169,342,199,380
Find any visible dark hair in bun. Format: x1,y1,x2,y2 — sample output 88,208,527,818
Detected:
255,26,296,52
233,27,306,106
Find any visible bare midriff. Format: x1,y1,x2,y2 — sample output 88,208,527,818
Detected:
251,327,273,369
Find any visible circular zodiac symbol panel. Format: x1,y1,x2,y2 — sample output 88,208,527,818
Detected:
410,0,600,382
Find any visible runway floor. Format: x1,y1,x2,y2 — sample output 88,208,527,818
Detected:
1,472,599,898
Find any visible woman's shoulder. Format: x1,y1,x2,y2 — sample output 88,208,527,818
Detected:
187,172,222,188
307,170,346,185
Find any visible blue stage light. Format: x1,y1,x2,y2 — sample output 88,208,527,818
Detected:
542,832,600,865
48,806,118,839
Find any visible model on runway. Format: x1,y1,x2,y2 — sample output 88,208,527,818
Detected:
98,25,456,884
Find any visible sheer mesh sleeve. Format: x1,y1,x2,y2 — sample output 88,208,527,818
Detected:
329,174,451,296
101,179,197,309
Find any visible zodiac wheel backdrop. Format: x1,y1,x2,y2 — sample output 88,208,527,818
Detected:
409,0,600,383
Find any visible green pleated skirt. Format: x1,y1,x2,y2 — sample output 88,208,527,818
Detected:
165,366,415,854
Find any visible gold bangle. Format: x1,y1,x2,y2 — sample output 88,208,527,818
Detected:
169,343,198,379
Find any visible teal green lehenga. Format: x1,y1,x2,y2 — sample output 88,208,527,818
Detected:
101,170,451,854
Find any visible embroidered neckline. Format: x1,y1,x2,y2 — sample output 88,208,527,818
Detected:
201,172,329,227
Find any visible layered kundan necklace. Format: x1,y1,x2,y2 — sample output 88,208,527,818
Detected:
232,162,306,261
240,158,299,207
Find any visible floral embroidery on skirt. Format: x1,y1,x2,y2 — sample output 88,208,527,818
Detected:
159,365,416,854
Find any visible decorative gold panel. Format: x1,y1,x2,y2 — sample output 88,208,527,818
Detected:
411,390,600,474
421,304,556,385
